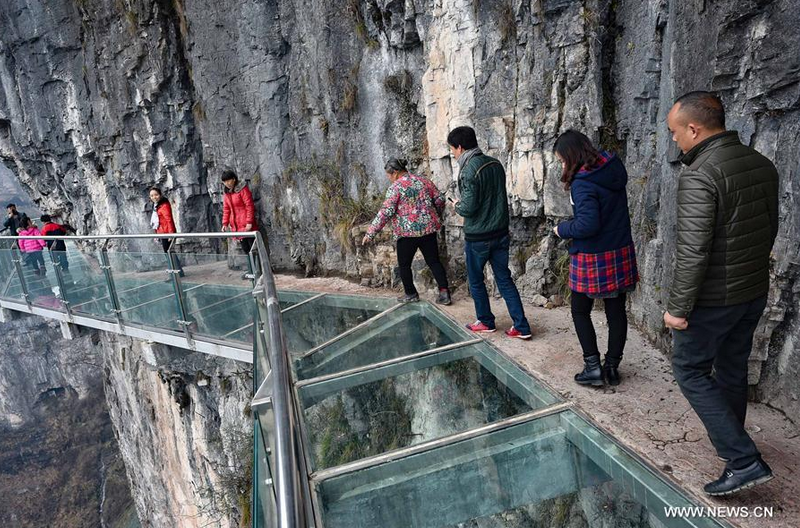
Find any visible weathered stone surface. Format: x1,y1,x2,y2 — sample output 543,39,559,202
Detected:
1,0,799,522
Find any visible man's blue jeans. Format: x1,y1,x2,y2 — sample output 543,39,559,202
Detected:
465,234,531,334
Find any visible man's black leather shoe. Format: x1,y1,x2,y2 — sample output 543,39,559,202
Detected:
704,459,773,496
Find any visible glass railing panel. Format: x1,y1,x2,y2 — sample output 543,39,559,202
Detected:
29,251,66,310
316,410,725,528
182,282,254,343
298,343,559,471
281,294,395,355
164,251,255,343
278,290,323,311
106,251,183,331
50,242,115,319
0,248,25,302
253,416,278,528
294,303,469,381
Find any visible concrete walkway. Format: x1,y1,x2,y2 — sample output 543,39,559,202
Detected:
274,274,799,528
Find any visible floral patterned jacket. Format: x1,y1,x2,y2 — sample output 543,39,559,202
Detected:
366,173,445,241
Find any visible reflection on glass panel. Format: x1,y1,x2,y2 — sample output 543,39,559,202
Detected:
317,411,724,528
0,248,26,302
182,282,254,344
295,303,467,381
60,244,116,319
281,295,394,355
299,345,559,471
106,252,182,331
254,418,278,528
278,290,322,311
30,252,65,310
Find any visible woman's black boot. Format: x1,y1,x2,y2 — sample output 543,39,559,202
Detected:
575,355,604,386
603,355,622,386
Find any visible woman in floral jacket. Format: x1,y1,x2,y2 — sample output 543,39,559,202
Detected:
362,158,451,305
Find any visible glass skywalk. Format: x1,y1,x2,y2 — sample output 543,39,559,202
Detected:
255,289,730,528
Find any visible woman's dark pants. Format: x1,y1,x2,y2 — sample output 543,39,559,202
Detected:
570,291,628,359
396,233,449,295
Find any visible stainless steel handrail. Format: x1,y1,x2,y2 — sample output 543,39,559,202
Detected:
252,232,305,528
0,232,258,241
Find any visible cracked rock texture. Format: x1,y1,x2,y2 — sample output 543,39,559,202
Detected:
0,0,798,523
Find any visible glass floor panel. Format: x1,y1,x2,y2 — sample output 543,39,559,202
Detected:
294,302,470,381
316,410,725,528
280,294,395,355
298,343,561,472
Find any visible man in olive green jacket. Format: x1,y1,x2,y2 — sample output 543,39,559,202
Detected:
665,91,779,496
448,126,532,339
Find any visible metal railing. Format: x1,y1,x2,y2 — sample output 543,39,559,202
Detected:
0,232,309,527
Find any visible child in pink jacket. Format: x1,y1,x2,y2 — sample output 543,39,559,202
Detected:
17,218,47,276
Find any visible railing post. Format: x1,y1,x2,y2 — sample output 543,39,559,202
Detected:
10,242,32,309
48,246,73,320
99,241,125,330
166,236,195,350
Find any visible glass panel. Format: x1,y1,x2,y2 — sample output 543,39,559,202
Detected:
254,417,278,528
298,344,559,471
106,251,183,331
278,290,322,310
254,297,270,388
60,244,116,319
161,251,255,343
30,251,65,310
281,294,394,355
0,248,26,302
171,250,254,287
182,282,254,343
295,303,469,381
316,411,725,528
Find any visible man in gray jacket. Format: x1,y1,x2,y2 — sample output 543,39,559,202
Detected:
664,91,779,496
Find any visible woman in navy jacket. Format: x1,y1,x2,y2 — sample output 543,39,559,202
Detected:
553,130,639,386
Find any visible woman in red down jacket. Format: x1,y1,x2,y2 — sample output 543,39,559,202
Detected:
220,170,258,254
149,187,184,276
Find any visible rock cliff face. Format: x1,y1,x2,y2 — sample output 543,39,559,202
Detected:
0,314,140,528
0,0,798,524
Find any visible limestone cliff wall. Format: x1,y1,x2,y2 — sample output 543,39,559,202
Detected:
0,2,798,523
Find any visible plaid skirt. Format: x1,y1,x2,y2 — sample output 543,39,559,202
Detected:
569,243,639,296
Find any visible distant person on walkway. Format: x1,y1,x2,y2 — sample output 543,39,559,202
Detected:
362,158,451,305
40,215,76,273
2,203,28,236
149,187,184,277
664,91,779,496
220,170,257,255
17,217,47,276
448,126,532,340
553,130,638,387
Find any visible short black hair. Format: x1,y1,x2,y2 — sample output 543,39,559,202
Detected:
221,170,238,183
149,186,162,195
447,126,478,150
384,158,408,172
6,203,15,209
674,91,726,130
40,214,52,223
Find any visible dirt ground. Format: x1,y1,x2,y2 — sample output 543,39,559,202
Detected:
274,273,800,528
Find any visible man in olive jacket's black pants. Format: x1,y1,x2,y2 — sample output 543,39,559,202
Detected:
664,92,779,497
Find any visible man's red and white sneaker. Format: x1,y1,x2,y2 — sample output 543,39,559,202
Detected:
505,326,532,340
465,321,496,333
